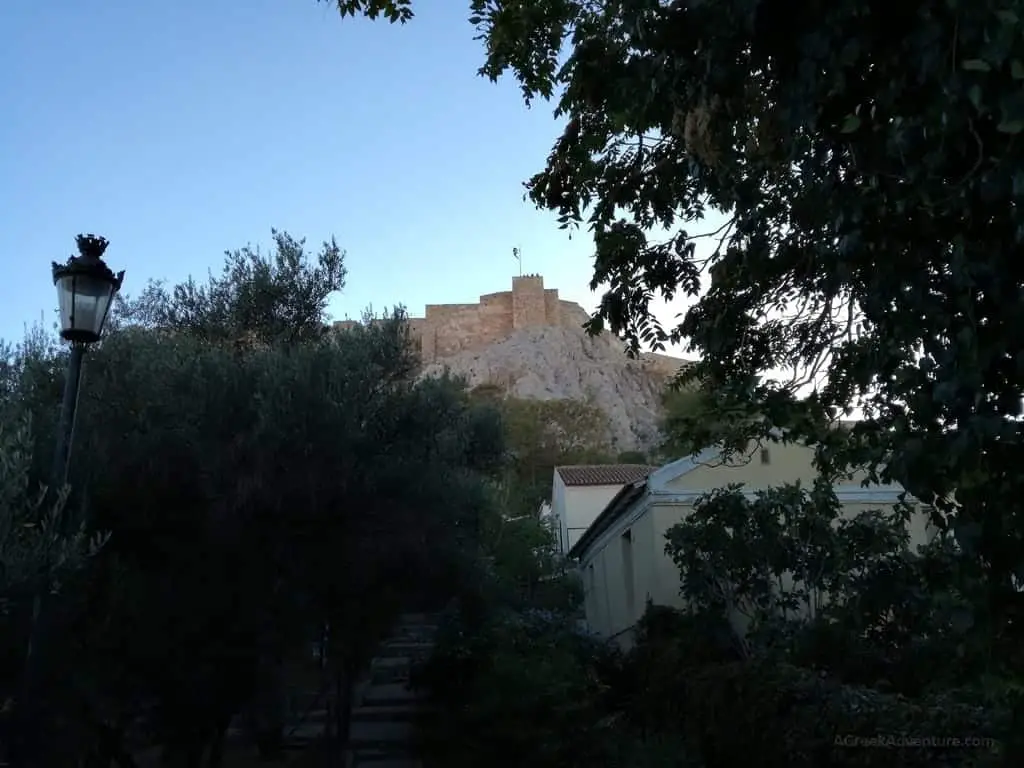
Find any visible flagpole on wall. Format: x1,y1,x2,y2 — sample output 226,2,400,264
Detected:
513,246,522,276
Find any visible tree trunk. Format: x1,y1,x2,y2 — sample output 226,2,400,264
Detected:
159,724,207,768
94,723,139,768
186,742,204,768
10,593,48,768
252,654,285,761
331,654,358,761
206,712,231,768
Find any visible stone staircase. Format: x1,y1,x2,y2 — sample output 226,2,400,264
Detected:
346,613,438,768
225,613,438,765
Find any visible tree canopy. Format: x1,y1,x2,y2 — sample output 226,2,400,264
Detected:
331,0,1024,674
473,391,614,516
0,230,507,765
113,229,346,345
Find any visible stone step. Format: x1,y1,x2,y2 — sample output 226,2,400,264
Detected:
395,613,437,625
226,712,330,741
287,709,330,726
294,710,425,733
350,745,418,761
289,691,328,713
351,748,420,765
352,757,421,768
388,634,435,648
391,626,437,641
350,719,414,741
289,721,328,737
377,643,434,659
371,669,411,686
371,656,412,669
361,689,421,708
351,704,419,722
381,637,434,648
361,696,422,709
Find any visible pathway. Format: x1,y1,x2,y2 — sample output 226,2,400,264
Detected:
346,612,437,767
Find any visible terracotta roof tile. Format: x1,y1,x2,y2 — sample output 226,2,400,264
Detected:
555,464,658,487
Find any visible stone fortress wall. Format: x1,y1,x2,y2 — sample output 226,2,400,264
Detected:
334,275,592,364
333,274,690,374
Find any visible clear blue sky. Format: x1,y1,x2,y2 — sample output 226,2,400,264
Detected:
0,0,697,346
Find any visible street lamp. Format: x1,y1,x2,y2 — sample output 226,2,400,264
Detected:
7,236,124,766
50,234,124,489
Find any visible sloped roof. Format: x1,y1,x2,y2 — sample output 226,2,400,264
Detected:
555,464,659,487
569,442,913,560
569,479,649,559
645,447,721,491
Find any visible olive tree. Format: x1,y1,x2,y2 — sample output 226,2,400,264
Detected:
1,229,504,765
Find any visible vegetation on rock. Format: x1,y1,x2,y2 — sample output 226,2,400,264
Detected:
476,391,615,516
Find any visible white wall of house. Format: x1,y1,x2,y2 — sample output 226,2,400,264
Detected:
550,472,628,554
580,486,936,648
573,443,938,648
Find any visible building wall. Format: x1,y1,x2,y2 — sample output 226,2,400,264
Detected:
582,509,661,647
565,484,628,553
581,491,937,649
551,476,630,554
663,440,872,492
552,474,569,553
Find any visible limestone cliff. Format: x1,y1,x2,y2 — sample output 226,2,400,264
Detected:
419,322,692,452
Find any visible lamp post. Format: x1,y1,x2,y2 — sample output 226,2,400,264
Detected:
50,234,124,490
8,236,124,767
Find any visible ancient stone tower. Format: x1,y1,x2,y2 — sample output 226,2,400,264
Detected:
332,274,588,364
511,274,548,329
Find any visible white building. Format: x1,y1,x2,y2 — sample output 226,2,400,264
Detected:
550,464,658,554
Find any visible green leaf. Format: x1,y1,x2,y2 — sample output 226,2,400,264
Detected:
840,114,861,133
996,9,1019,25
968,84,983,109
961,59,992,72
1013,59,1024,80
998,90,1024,133
1012,171,1024,196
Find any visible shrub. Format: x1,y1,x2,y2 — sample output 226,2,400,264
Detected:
413,600,622,768
682,659,1008,768
614,604,740,733
602,732,698,768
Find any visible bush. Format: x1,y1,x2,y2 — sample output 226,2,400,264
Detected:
682,659,1008,768
602,732,697,768
658,474,1017,767
613,604,739,733
414,601,616,767
606,604,1017,768
414,599,714,767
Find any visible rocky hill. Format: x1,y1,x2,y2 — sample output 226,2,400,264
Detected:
420,322,692,452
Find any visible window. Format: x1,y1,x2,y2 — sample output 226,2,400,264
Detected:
621,529,636,618
760,448,771,465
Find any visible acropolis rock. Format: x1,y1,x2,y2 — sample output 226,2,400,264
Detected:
334,275,692,451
